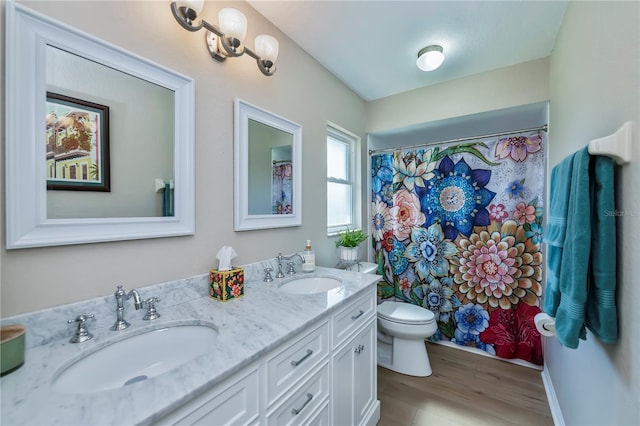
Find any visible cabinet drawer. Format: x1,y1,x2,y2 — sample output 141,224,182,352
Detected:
158,367,259,426
306,402,329,426
266,363,330,426
332,290,375,348
266,321,329,405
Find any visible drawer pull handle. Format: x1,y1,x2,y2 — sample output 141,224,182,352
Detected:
291,393,313,415
291,349,313,367
351,310,365,320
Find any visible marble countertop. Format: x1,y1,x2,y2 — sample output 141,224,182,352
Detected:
0,266,380,425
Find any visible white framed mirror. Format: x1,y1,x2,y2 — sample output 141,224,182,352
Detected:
234,99,302,231
5,2,195,249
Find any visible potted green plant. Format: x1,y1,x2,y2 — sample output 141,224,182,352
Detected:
335,227,368,264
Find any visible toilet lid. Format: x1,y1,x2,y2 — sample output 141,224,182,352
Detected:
377,301,435,325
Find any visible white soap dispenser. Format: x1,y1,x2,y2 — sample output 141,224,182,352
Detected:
302,240,315,272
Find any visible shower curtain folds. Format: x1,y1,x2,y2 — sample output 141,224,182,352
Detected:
272,161,293,214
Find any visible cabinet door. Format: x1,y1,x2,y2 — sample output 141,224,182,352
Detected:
353,322,375,424
331,320,376,426
331,337,354,426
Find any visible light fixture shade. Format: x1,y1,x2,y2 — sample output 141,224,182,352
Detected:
177,0,204,16
255,35,279,64
416,45,444,72
218,8,247,43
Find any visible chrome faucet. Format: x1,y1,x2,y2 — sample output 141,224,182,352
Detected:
111,285,143,331
276,252,305,278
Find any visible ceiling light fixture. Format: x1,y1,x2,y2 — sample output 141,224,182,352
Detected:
171,1,279,76
416,45,444,72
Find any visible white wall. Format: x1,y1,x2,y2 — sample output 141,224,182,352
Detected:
547,1,640,425
0,0,366,316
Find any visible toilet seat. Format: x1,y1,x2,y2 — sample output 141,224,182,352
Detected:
377,301,435,325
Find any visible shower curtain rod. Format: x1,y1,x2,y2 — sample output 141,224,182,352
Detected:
368,124,548,155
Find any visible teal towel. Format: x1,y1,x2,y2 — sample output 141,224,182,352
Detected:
586,156,618,343
546,148,591,348
543,154,574,320
543,147,618,348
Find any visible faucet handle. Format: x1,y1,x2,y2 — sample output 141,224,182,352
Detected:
67,314,95,343
67,313,95,323
264,267,274,282
142,297,161,321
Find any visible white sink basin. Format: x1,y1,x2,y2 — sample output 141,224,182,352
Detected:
52,324,218,394
279,274,343,294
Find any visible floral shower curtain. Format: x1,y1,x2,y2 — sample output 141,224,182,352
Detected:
371,133,546,365
272,162,293,214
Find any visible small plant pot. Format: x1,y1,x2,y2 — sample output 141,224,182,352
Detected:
337,246,360,264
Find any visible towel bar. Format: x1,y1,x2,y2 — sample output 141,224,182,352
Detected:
588,121,632,165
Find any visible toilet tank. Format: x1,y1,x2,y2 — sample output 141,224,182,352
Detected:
346,262,378,274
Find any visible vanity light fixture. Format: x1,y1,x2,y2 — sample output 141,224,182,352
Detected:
170,1,279,76
416,45,444,72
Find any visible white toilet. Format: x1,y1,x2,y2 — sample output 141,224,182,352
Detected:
377,301,437,377
354,262,438,377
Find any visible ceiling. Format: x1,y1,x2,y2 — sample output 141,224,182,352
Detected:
248,1,568,101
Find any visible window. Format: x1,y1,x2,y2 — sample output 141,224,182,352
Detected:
327,123,360,235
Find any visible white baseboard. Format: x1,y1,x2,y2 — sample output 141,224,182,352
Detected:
541,363,565,426
429,340,543,370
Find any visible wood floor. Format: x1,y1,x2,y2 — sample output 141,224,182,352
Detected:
377,342,554,426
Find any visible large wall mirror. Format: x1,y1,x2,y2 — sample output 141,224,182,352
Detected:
5,2,195,248
234,99,302,231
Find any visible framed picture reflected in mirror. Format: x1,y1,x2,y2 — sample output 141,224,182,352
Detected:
46,92,110,192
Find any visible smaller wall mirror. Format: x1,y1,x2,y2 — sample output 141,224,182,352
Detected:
234,99,302,231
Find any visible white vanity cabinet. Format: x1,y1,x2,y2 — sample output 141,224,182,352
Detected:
157,288,379,426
